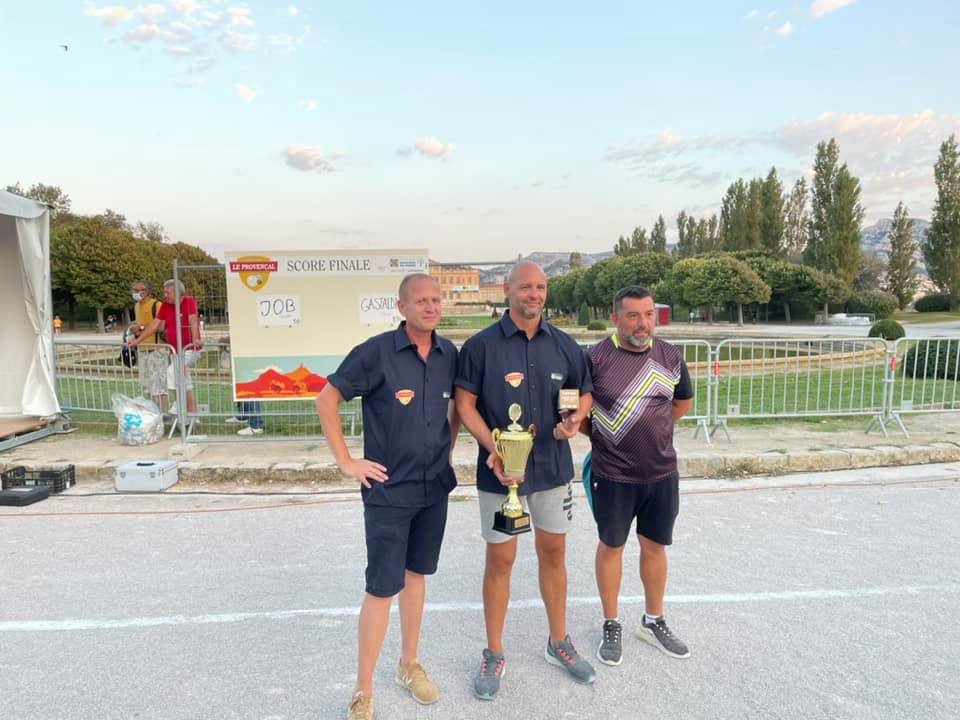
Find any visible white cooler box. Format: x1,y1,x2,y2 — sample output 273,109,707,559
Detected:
115,460,179,492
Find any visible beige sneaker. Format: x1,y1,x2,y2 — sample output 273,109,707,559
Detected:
395,660,440,705
347,690,373,720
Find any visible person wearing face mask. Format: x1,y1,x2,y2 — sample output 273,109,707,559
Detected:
582,285,693,668
129,280,168,410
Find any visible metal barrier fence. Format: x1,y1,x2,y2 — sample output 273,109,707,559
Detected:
890,337,960,426
54,337,361,440
676,340,712,443
56,330,960,444
709,338,890,440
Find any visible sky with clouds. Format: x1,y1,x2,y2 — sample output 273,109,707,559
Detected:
2,0,959,262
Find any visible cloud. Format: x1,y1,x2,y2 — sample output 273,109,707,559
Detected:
775,22,794,36
777,111,956,215
234,83,257,103
267,24,310,54
124,23,179,44
296,98,317,112
605,130,753,166
226,6,254,28
138,3,166,22
744,9,758,20
169,21,193,37
396,146,414,158
415,137,455,159
176,77,203,89
220,29,256,54
199,10,223,29
167,45,193,56
604,109,960,210
810,0,856,19
284,146,346,174
646,163,726,187
288,4,299,16
171,0,199,15
187,55,215,73
85,5,135,25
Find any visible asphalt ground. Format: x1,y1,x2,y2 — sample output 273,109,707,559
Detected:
2,465,958,720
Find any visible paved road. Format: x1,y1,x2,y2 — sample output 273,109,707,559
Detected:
2,466,958,720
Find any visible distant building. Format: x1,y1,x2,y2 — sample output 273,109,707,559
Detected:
478,283,505,305
428,262,480,302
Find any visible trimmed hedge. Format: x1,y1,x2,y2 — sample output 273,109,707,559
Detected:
867,319,905,341
903,339,960,380
586,320,607,331
846,290,898,320
915,293,951,312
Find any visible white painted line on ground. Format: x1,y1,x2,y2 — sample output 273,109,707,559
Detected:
3,583,958,633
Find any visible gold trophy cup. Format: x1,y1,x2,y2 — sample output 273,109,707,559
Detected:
491,403,536,535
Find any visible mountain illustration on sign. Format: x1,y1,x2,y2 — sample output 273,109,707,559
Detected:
236,363,328,399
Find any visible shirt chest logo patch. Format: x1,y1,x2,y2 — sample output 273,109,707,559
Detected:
504,372,524,388
395,389,415,405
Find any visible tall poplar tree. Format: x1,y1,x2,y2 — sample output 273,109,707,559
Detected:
760,167,786,255
650,215,668,253
804,138,863,290
885,202,919,310
922,135,960,309
630,225,648,254
783,177,808,256
675,210,695,258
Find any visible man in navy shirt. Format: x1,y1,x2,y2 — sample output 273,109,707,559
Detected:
316,274,459,720
456,261,596,699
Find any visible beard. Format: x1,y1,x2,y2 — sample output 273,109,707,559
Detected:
625,334,651,350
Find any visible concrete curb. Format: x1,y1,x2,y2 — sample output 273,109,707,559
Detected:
4,442,960,488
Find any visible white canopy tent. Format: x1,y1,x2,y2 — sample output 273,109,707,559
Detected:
0,189,60,429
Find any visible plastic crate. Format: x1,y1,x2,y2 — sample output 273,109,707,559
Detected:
1,465,76,494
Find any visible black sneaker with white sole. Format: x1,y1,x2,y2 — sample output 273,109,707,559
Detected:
597,619,623,666
637,616,690,658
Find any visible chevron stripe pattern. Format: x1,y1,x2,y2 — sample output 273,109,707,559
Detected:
592,359,680,444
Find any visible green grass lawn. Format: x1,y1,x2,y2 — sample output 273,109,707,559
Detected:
892,311,960,325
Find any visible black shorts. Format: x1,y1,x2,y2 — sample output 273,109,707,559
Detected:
363,498,449,598
589,475,679,548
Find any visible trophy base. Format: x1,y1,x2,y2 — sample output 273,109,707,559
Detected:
493,510,531,535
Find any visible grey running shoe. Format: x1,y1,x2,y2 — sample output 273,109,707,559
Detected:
474,648,505,700
545,635,596,684
597,619,623,666
638,616,690,658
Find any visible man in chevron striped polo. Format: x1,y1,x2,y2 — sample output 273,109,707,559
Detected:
584,285,693,667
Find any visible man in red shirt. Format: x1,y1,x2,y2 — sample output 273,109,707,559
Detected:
130,279,202,415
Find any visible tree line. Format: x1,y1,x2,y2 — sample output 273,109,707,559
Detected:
554,134,960,322
5,182,217,331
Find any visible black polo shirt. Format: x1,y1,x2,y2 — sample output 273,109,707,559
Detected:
455,311,592,496
326,323,458,507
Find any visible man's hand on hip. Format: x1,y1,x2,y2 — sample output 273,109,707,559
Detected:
339,458,388,488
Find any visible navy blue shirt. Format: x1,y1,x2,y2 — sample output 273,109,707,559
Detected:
327,323,458,507
455,311,592,496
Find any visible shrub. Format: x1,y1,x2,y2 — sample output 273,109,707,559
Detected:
846,290,898,320
578,302,591,326
867,319,905,341
903,339,960,380
551,316,571,326
586,320,607,331
914,293,951,312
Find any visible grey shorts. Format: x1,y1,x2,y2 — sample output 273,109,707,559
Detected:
138,350,168,397
478,481,574,544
